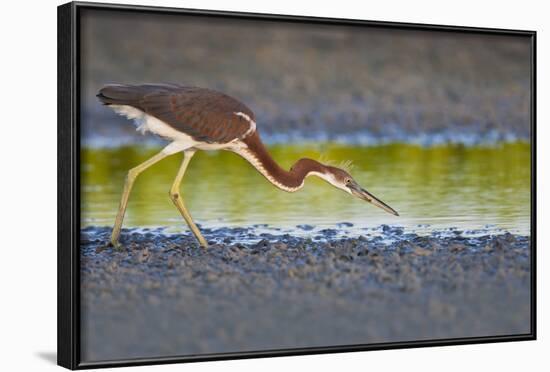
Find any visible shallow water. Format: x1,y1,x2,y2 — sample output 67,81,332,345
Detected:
81,142,531,236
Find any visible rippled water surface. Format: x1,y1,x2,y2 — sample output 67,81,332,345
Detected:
81,142,531,236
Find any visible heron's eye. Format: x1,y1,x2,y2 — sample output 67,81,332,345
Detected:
345,178,352,185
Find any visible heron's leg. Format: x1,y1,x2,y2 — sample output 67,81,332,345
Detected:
110,150,171,249
169,150,208,248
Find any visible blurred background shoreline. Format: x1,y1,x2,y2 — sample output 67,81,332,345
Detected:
81,9,531,148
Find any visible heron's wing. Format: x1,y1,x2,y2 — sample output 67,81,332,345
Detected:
141,86,256,144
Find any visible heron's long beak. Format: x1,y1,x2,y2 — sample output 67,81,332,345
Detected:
348,181,399,216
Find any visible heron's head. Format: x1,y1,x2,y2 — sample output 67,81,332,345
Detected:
315,164,399,216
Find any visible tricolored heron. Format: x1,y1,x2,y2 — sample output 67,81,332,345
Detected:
97,84,398,248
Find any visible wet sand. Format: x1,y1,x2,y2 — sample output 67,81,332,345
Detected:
80,226,531,362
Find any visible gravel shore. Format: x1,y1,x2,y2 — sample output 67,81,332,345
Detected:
80,226,531,362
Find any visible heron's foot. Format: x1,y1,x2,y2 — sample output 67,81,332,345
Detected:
94,239,122,253
197,235,209,249
188,225,208,248
191,231,208,248
108,239,125,251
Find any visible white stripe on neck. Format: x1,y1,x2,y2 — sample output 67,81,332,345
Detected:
234,146,302,193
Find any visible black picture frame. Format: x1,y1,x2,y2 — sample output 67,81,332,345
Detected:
58,1,537,369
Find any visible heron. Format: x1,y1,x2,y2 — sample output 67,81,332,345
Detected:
97,83,399,249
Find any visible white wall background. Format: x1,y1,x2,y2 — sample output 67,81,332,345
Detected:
0,0,545,370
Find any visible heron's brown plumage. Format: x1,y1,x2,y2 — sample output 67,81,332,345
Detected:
97,84,255,143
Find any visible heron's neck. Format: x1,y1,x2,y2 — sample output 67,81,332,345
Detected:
238,132,327,192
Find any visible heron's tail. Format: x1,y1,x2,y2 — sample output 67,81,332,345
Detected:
96,84,144,106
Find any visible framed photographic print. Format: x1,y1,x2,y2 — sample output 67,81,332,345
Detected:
58,1,536,369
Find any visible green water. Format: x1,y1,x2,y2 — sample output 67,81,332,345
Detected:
81,143,531,235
